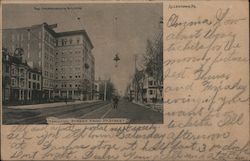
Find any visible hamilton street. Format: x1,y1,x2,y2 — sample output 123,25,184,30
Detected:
2,4,163,124
3,99,163,124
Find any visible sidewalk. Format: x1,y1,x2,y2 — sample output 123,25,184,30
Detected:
132,101,163,113
5,100,101,110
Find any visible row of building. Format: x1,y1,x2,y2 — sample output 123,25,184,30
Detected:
2,48,43,104
2,22,95,104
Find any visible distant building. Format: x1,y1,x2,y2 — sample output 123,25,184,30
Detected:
126,83,135,101
142,75,163,103
94,80,102,100
93,79,114,101
3,22,94,102
126,71,163,103
2,48,42,104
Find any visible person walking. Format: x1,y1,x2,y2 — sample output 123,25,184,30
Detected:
65,96,68,104
113,96,119,109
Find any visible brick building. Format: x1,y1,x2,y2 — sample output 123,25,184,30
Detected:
2,48,42,104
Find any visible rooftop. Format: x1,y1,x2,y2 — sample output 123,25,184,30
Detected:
55,30,94,49
3,22,94,49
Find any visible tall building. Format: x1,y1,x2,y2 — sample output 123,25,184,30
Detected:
54,30,94,100
2,23,94,102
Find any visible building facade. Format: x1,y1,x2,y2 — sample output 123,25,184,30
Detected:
2,48,42,104
54,30,94,100
2,23,94,103
126,72,163,103
143,75,163,103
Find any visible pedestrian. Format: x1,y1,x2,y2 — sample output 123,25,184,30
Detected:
65,97,67,104
113,96,119,109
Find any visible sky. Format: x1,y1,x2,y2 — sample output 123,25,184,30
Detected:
2,3,162,95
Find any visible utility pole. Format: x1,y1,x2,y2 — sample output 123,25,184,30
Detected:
104,80,107,101
134,54,138,72
134,54,138,102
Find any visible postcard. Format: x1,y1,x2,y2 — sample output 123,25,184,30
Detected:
1,0,249,161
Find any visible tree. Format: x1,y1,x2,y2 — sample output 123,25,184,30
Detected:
133,69,145,103
144,32,163,102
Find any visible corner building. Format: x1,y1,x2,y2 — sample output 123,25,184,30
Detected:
54,31,94,100
3,23,94,101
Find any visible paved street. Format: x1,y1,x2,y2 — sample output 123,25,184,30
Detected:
2,99,163,124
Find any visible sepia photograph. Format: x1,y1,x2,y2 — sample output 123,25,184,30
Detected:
1,1,249,161
2,3,163,124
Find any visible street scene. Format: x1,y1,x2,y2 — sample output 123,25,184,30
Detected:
2,4,163,124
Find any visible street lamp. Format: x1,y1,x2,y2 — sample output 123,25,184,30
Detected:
113,54,120,67
113,16,121,68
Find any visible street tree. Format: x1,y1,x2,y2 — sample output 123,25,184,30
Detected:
133,69,145,103
144,33,163,102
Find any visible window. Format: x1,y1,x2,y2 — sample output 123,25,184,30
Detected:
11,78,16,86
149,81,153,86
69,84,72,87
20,81,24,87
33,82,36,89
69,39,72,44
4,77,9,84
149,90,153,95
69,76,72,78
37,83,40,89
29,81,31,88
77,39,80,44
62,76,64,79
12,68,15,75
5,54,9,61
75,84,77,87
38,75,40,81
5,65,9,73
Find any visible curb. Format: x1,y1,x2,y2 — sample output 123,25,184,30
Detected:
7,100,101,110
132,101,163,113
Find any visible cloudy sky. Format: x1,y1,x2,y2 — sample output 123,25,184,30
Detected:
3,3,162,94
